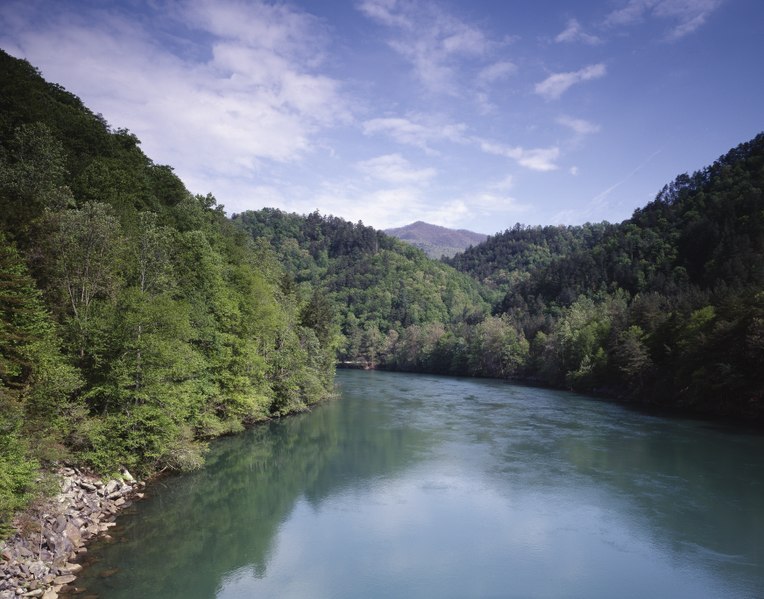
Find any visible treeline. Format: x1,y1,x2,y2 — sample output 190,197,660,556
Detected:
233,209,492,367
2,45,763,533
239,136,764,423
0,51,336,527
448,134,763,418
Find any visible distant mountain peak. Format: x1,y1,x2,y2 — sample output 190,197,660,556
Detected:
385,221,488,259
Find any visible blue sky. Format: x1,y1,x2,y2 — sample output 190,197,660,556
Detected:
1,0,762,234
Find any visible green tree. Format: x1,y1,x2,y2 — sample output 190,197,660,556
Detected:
0,122,73,238
0,234,80,527
44,202,123,363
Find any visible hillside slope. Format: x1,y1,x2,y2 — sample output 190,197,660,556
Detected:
448,133,764,418
234,209,492,366
385,221,488,258
0,50,336,526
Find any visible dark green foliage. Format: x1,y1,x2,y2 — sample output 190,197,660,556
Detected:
0,50,336,527
447,134,764,419
234,209,491,368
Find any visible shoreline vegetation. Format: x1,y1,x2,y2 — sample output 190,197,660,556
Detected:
234,128,764,424
1,43,763,578
0,394,335,599
0,48,338,548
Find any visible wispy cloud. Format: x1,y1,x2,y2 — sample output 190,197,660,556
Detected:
554,18,602,45
557,115,601,135
476,61,517,87
604,0,723,41
357,0,502,94
476,139,560,172
356,0,413,28
534,63,606,100
553,148,662,223
362,116,467,152
0,0,347,195
308,180,469,229
362,114,560,172
357,154,437,185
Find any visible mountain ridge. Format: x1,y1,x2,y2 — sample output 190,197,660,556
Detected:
384,221,488,258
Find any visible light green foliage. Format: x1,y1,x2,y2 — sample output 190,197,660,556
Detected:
0,429,38,530
612,325,652,388
467,315,529,378
44,202,123,361
0,234,81,528
0,51,338,511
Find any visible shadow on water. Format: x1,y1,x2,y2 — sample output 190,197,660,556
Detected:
70,373,434,598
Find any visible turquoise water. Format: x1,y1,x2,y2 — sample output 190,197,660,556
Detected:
71,370,764,598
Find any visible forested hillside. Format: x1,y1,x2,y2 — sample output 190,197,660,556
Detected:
236,134,764,423
2,46,762,535
0,50,336,528
233,209,493,367
447,134,764,418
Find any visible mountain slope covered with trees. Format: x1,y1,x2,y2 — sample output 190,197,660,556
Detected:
1,48,762,535
384,221,488,258
446,134,764,417
0,50,336,529
233,209,493,368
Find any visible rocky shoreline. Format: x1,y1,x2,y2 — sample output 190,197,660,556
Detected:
0,467,144,599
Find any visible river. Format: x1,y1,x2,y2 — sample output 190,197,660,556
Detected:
70,370,764,598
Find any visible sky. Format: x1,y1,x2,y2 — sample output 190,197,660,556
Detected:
1,0,762,235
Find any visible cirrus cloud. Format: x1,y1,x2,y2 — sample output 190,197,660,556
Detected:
534,63,607,100
604,0,723,41
554,18,602,45
357,153,437,185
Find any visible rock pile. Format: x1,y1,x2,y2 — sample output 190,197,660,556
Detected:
0,467,144,599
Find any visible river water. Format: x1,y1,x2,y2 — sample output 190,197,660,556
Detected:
71,370,764,598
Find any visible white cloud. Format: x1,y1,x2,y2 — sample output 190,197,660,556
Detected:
554,18,602,45
357,154,437,185
308,182,467,229
362,114,560,173
476,61,517,87
604,0,722,40
534,63,606,100
489,175,514,192
356,0,413,29
476,139,560,172
557,115,601,135
466,192,529,214
183,0,327,60
362,116,468,152
0,0,347,200
357,0,499,94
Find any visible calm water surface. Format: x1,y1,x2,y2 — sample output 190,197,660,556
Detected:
72,370,764,598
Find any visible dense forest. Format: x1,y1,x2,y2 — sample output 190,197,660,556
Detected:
0,51,337,529
238,139,764,423
446,136,764,417
1,48,762,534
233,209,492,368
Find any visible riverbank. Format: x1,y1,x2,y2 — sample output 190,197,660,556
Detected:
0,467,144,598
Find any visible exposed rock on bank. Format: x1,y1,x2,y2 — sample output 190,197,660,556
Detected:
0,467,144,599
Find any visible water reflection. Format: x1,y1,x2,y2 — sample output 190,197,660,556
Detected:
72,370,764,598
